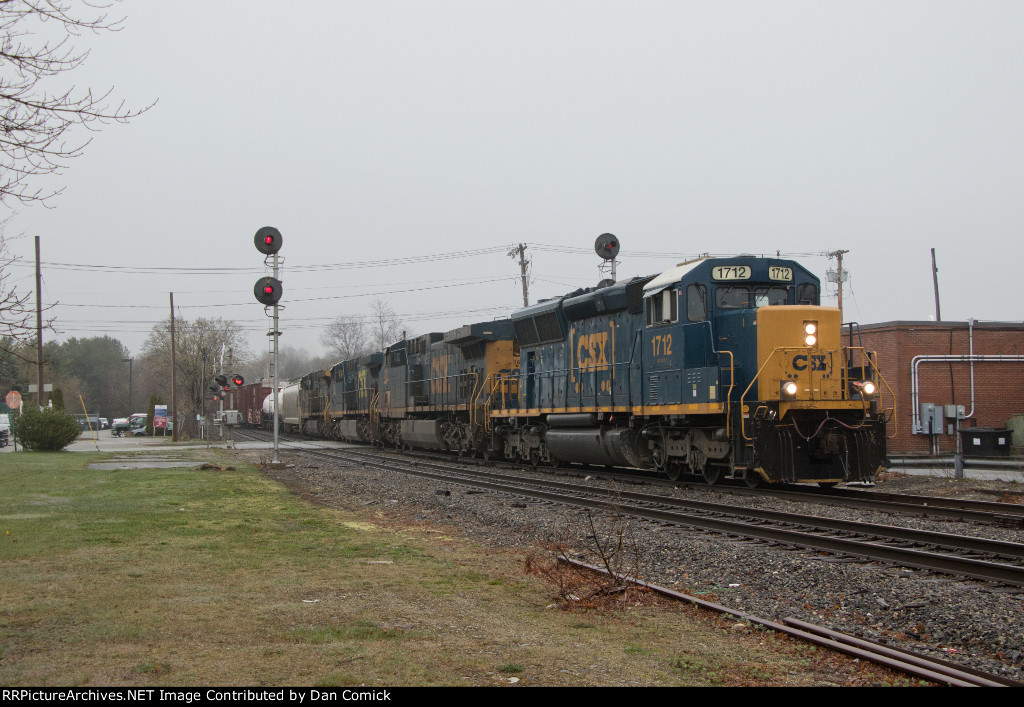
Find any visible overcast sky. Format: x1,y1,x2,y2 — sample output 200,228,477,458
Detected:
5,0,1023,362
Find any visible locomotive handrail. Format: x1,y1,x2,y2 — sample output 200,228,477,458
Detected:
855,348,898,439
717,350,735,438
369,390,380,441
466,371,481,436
738,346,894,442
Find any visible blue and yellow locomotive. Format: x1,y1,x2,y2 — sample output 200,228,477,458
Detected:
299,254,890,486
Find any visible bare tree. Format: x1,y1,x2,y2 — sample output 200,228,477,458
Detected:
369,298,405,351
140,316,250,424
0,230,52,343
320,313,371,361
0,0,154,205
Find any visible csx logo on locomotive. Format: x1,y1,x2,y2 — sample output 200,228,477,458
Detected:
792,354,827,372
576,332,610,372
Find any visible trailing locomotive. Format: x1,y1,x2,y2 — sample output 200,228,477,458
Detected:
294,255,891,487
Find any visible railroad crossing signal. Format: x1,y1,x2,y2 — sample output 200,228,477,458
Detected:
231,374,245,387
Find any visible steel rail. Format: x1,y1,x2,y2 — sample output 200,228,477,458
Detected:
271,440,1024,587
327,445,1024,562
562,558,1021,687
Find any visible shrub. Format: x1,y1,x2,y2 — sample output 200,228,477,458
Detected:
12,406,82,451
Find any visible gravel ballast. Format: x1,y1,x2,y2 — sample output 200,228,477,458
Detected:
260,451,1024,684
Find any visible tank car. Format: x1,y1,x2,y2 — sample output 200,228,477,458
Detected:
264,383,300,433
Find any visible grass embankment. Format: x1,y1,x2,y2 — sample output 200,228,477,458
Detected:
0,450,878,686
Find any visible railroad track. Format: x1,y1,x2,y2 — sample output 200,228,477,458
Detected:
244,428,1024,526
566,558,1023,687
679,481,1024,527
235,429,1024,686
237,430,1024,588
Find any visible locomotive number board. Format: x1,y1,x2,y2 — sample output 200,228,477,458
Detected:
711,265,793,281
711,265,751,280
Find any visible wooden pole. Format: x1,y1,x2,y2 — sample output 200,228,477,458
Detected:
35,236,43,407
170,293,178,442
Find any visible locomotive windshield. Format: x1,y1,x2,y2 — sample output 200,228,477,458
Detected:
715,286,788,310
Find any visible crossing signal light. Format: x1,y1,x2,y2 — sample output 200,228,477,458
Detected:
255,276,283,305
231,374,245,387
254,226,283,255
214,375,228,388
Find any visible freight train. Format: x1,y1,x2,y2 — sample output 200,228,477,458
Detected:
248,255,892,487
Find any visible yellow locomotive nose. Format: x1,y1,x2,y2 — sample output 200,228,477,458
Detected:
756,306,842,403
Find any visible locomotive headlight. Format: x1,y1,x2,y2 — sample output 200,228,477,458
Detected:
851,380,878,397
803,321,818,347
781,380,799,399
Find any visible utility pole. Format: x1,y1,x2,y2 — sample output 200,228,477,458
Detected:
508,243,530,307
931,248,941,321
826,249,850,321
170,293,177,442
35,236,43,407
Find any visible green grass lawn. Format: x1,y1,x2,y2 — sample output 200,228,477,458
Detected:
0,450,887,687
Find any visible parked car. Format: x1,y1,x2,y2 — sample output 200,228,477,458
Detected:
98,418,109,430
129,414,147,436
0,413,9,447
111,418,130,437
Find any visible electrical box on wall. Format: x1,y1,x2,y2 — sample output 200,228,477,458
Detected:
944,405,965,419
918,403,942,434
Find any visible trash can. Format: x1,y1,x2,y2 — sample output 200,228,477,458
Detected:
958,428,1012,457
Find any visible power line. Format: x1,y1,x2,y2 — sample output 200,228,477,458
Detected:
15,245,513,275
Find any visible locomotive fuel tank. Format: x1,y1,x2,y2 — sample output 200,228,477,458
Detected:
544,426,653,468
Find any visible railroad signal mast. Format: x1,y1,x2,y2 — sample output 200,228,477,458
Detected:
595,232,620,287
254,226,283,466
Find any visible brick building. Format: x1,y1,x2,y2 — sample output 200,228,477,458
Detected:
849,321,1024,456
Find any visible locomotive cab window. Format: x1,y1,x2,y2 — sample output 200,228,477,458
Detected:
645,288,678,326
686,284,707,322
715,286,788,310
797,283,819,305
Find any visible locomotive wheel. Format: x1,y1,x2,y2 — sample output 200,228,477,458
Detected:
744,471,763,489
702,465,721,486
530,451,541,468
